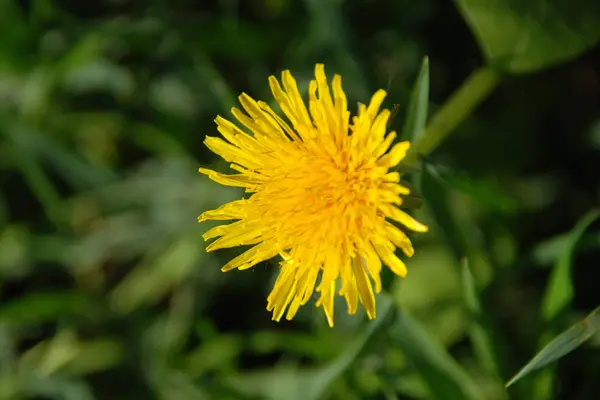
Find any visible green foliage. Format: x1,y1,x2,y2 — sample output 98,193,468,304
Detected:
401,57,430,142
456,0,600,73
507,307,600,388
1,1,599,399
541,210,600,321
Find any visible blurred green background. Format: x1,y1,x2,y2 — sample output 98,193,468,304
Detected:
1,1,600,399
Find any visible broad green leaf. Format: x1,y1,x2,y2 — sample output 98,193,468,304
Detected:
387,297,485,400
541,209,600,321
506,307,600,387
455,0,600,73
401,56,429,142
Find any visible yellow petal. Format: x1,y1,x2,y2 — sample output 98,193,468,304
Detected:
377,141,410,168
380,204,429,232
198,168,257,189
353,257,376,319
197,199,248,222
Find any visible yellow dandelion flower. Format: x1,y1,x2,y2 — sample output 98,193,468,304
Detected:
198,64,428,327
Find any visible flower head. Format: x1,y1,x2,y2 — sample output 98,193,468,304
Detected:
199,64,427,327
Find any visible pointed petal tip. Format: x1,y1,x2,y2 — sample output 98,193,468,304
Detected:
323,305,335,328
326,316,334,328
238,92,251,102
399,140,411,149
268,75,279,86
415,223,429,233
221,264,236,272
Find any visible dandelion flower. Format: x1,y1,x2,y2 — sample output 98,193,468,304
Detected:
198,64,428,327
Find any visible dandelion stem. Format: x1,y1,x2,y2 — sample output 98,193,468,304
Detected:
405,65,501,166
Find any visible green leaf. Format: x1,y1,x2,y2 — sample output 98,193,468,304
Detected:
22,377,96,400
386,296,485,400
532,231,600,267
404,66,500,166
1,118,116,190
425,164,519,214
0,292,95,324
541,209,600,321
455,0,600,73
418,166,465,259
401,57,429,142
227,299,393,400
461,260,504,382
110,233,201,314
506,307,600,387
306,296,394,399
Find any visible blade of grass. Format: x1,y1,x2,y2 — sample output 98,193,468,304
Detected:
226,298,394,400
461,259,509,400
306,295,394,399
461,259,502,378
401,56,429,142
530,209,600,397
507,307,600,388
404,66,500,166
541,209,600,321
386,295,485,400
6,142,67,227
301,0,368,98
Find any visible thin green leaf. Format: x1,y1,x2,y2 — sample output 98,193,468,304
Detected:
23,377,96,400
387,296,485,400
109,233,202,314
425,164,519,213
506,307,600,387
190,51,237,115
455,0,600,73
5,138,67,227
1,118,116,190
532,231,600,267
401,56,429,142
461,260,503,380
227,299,393,400
300,0,369,99
404,66,500,166
541,209,600,321
418,166,464,259
306,296,394,399
0,292,95,324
